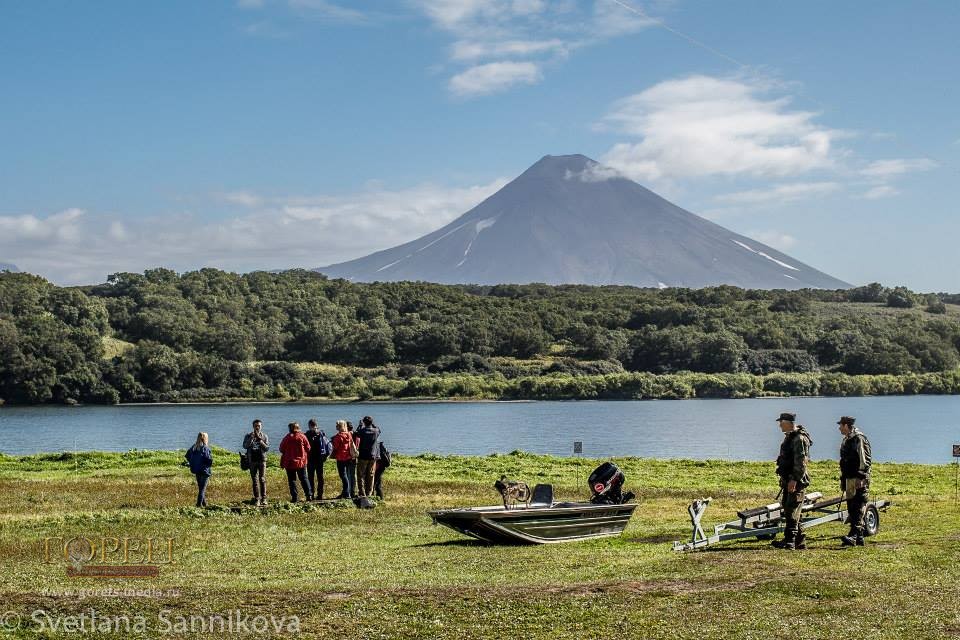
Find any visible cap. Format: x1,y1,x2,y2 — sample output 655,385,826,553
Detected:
776,412,796,422
837,416,856,426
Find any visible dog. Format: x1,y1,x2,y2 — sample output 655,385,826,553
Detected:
494,475,531,508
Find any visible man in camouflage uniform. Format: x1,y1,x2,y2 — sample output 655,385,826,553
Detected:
772,412,813,550
838,416,872,547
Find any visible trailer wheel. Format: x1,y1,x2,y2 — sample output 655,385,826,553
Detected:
863,504,880,537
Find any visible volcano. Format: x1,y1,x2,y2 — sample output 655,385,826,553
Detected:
318,155,849,290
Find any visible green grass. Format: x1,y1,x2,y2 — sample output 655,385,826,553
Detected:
0,451,958,638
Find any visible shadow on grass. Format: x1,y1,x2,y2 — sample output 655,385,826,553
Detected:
412,539,492,548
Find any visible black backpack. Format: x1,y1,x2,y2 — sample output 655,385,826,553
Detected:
378,441,391,468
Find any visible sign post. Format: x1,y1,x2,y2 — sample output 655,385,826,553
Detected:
573,441,583,500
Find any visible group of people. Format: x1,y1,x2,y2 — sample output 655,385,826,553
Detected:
183,415,390,508
773,411,872,550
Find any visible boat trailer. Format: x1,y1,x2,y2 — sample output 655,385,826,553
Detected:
673,491,891,552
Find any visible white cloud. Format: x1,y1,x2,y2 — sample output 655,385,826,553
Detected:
597,75,842,182
860,158,937,179
449,62,542,97
413,0,655,97
0,208,85,241
860,185,900,200
747,231,797,250
714,182,841,206
287,0,368,22
217,191,265,208
1,180,509,285
451,38,566,62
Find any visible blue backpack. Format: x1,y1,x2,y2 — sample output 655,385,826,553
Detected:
318,432,333,459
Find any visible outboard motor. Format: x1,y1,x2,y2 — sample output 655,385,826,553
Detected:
588,462,635,505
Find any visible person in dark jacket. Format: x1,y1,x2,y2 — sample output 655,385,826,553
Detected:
304,419,329,500
242,419,270,506
185,432,213,507
838,416,872,547
331,420,357,499
771,412,813,550
373,440,390,498
279,422,312,502
354,416,380,497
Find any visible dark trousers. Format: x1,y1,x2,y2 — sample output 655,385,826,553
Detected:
336,460,356,499
195,473,209,507
845,479,869,532
374,461,385,498
286,467,312,502
307,458,325,500
357,459,376,497
781,487,805,538
249,458,266,501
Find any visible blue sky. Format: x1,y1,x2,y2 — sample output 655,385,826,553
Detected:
1,0,958,289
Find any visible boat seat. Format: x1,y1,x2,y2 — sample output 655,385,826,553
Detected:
530,484,554,507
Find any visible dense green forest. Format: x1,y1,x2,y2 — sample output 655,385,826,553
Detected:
1,268,960,404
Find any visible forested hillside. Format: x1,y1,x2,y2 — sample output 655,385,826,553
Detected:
1,269,959,404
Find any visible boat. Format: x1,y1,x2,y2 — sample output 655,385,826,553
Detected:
428,462,637,544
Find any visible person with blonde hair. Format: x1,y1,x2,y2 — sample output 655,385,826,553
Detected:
331,420,358,499
185,432,213,507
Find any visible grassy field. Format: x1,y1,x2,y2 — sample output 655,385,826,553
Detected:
0,450,958,638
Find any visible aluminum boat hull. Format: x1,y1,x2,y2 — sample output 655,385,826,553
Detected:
429,502,637,544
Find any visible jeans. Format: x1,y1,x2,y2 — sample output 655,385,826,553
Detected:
336,460,357,499
356,459,376,497
249,458,266,502
307,458,325,500
286,467,312,502
195,472,209,507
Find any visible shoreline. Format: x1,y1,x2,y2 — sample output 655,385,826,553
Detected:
0,392,956,409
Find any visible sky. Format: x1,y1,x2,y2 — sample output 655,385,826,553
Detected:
1,0,958,290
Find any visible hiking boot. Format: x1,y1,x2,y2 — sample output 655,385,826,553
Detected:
855,535,865,546
771,532,796,549
794,532,807,550
259,499,267,507
840,535,857,547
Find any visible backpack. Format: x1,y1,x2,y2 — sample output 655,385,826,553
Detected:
318,432,333,459
378,441,391,468
349,437,359,461
239,450,250,471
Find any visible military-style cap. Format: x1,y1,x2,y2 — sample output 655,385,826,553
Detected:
837,416,856,426
776,412,796,422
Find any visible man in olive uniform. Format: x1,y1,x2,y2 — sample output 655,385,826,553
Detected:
838,416,872,546
772,412,813,550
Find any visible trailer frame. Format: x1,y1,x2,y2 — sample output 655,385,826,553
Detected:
673,491,891,552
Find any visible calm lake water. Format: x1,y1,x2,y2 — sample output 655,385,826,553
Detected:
2,396,959,463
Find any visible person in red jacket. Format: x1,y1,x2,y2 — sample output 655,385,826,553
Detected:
279,422,312,502
331,420,358,500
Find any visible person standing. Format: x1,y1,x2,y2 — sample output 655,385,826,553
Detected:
838,416,872,547
354,416,380,497
243,419,270,506
772,412,813,550
279,422,312,502
304,419,330,500
331,420,357,499
373,440,391,499
185,432,213,507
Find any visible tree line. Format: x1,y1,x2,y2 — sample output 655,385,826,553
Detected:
1,268,958,404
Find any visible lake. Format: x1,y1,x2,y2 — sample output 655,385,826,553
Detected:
2,396,959,463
